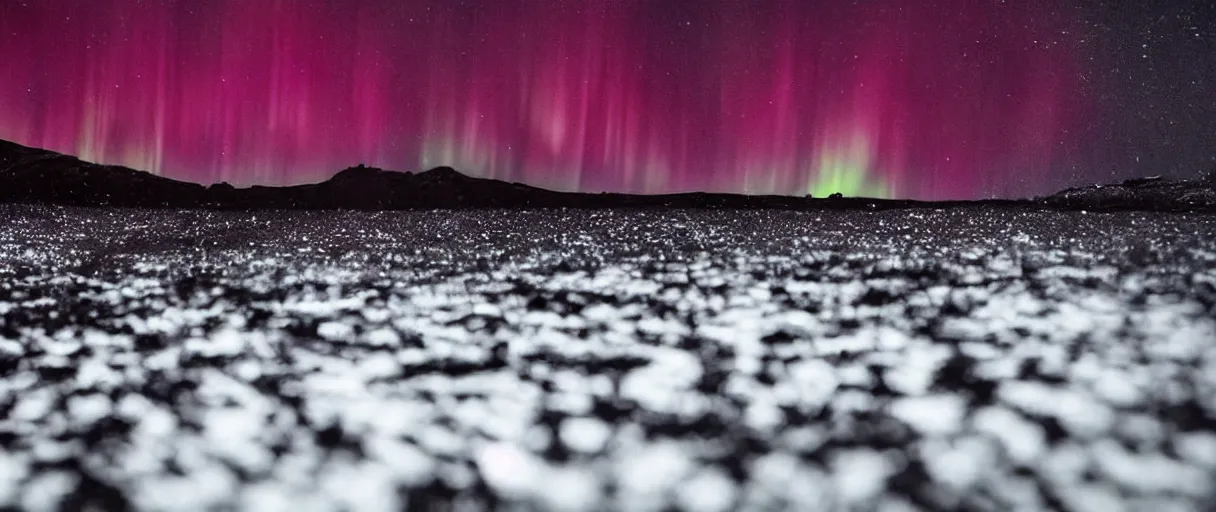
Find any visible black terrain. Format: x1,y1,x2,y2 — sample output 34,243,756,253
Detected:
4,138,1215,211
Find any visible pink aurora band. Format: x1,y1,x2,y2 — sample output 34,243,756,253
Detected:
0,0,1084,199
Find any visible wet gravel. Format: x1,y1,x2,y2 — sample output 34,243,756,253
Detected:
1,204,1215,511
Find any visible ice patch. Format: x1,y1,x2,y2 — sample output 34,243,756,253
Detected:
1090,439,1213,496
0,452,28,508
748,453,829,509
364,328,400,346
240,484,296,512
836,364,874,387
999,381,1114,437
1091,368,1144,407
317,321,355,341
618,442,693,502
884,343,951,395
832,449,895,504
361,439,434,489
356,353,401,380
185,329,246,357
744,398,785,432
39,338,82,357
921,437,996,490
559,417,612,454
997,380,1057,416
204,407,274,473
1054,483,1127,512
620,349,703,413
417,424,466,457
0,338,22,356
21,472,78,512
318,462,401,512
785,358,839,409
66,393,112,424
476,442,545,499
1054,391,1114,438
972,406,1045,465
1175,432,1216,469
676,467,737,512
1036,442,1090,484
10,390,54,422
888,394,967,436
541,466,602,512
1114,414,1165,446
771,310,821,337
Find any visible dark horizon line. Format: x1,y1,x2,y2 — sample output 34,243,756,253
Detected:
1,137,1214,213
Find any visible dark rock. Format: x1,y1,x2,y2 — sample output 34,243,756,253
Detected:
1203,165,1216,185
1042,172,1216,212
315,424,345,448
1121,175,1163,187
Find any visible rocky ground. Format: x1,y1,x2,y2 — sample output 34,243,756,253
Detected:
1,204,1215,511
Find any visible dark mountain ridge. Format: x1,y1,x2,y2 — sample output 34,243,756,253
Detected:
1043,170,1216,212
2,138,1213,211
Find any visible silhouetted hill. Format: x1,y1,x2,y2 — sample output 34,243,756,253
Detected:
1,138,1213,211
0,139,207,207
1040,174,1216,212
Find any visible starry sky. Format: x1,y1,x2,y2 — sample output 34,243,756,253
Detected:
0,1,1212,199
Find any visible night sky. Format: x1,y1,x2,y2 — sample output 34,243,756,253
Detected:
0,1,1212,200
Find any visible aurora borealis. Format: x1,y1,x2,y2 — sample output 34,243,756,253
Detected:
0,0,1208,199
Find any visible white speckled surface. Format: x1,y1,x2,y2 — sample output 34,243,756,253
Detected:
1,205,1215,511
